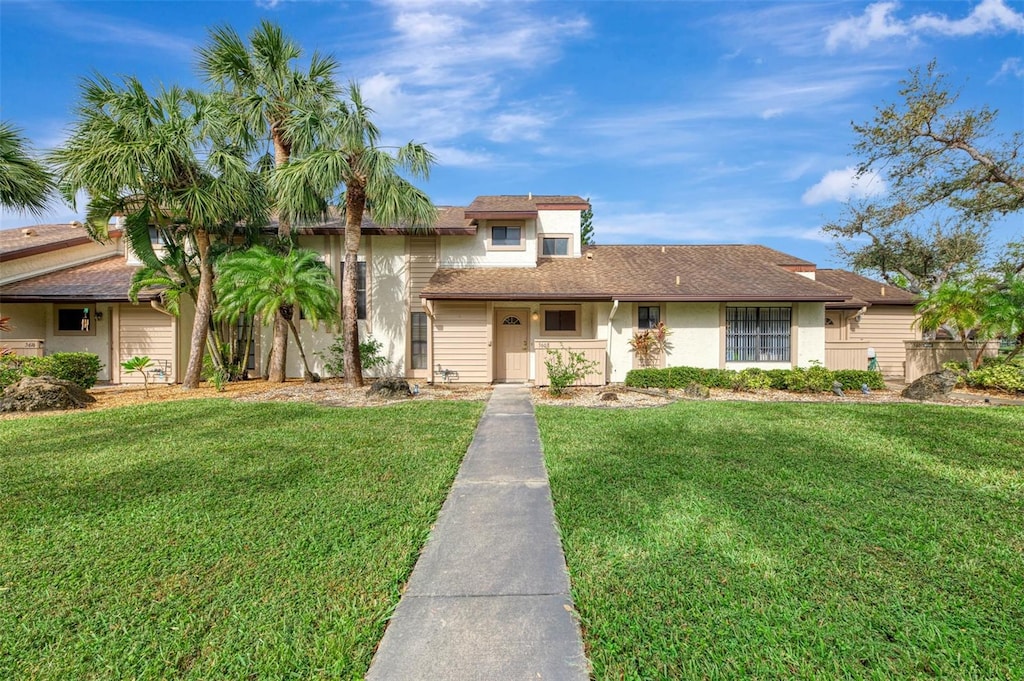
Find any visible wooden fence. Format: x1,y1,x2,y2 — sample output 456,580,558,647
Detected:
534,339,607,386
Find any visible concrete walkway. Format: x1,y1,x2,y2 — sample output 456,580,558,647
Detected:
366,385,589,680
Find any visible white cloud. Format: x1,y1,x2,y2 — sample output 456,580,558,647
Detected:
344,1,589,151
760,108,785,119
826,2,909,52
427,145,494,168
31,4,195,58
827,0,1024,52
488,113,548,143
911,0,1024,36
802,167,887,205
992,57,1024,80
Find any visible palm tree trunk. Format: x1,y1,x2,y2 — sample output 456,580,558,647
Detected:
182,229,213,389
342,184,366,387
268,313,289,382
268,129,293,382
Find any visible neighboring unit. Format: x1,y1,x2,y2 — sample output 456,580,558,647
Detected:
815,269,920,377
0,222,189,384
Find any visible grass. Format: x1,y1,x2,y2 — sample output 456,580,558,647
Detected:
0,399,483,679
537,401,1024,680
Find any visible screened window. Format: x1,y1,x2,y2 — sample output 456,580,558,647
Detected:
541,237,569,256
492,226,521,247
638,305,661,330
544,310,577,332
726,307,791,362
340,261,367,320
411,311,428,370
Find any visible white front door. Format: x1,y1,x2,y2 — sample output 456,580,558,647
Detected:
494,308,529,382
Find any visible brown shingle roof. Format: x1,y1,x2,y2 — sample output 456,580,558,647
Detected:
0,223,120,260
422,245,849,302
288,205,475,236
0,256,156,302
464,195,589,221
816,269,918,308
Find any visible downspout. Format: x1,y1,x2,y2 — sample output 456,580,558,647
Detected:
606,300,620,383
149,299,174,316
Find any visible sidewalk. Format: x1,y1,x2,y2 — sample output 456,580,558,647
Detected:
366,384,589,680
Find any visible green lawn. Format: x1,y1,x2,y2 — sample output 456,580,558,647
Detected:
537,402,1024,680
0,399,483,679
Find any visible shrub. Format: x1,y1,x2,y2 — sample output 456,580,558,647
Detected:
626,368,672,388
0,355,30,390
319,335,390,378
732,368,773,392
0,352,102,391
965,362,1024,393
41,353,103,389
832,370,886,391
545,348,599,397
627,365,888,394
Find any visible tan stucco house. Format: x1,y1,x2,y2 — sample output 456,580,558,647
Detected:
7,195,915,386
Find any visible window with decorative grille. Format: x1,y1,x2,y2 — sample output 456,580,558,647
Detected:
726,307,791,362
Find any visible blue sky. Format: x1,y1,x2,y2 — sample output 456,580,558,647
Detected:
1,0,1021,268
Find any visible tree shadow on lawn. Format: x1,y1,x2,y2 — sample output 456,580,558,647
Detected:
538,402,1024,677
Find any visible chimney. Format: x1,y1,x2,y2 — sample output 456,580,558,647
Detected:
528,192,532,200
880,286,886,296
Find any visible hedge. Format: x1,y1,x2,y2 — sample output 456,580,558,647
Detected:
0,352,103,391
625,365,886,392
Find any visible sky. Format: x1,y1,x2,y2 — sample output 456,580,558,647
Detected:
1,0,1021,268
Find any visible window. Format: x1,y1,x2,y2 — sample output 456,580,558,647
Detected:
411,312,428,370
638,305,661,330
541,237,569,256
540,307,581,333
55,306,95,336
340,261,367,320
491,226,521,247
726,307,791,362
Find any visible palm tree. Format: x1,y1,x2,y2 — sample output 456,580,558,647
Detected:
916,276,997,369
51,75,267,389
273,83,436,387
198,20,341,383
214,246,339,380
0,121,55,216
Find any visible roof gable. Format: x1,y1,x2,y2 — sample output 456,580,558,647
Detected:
816,269,918,307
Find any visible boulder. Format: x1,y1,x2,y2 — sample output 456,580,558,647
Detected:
599,391,619,402
367,377,410,399
901,370,958,401
0,375,96,412
683,382,711,399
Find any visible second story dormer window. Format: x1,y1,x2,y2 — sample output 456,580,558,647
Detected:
491,226,521,247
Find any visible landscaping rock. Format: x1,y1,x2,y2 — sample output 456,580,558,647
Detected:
0,375,96,412
901,370,959,401
368,377,410,399
683,382,711,399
